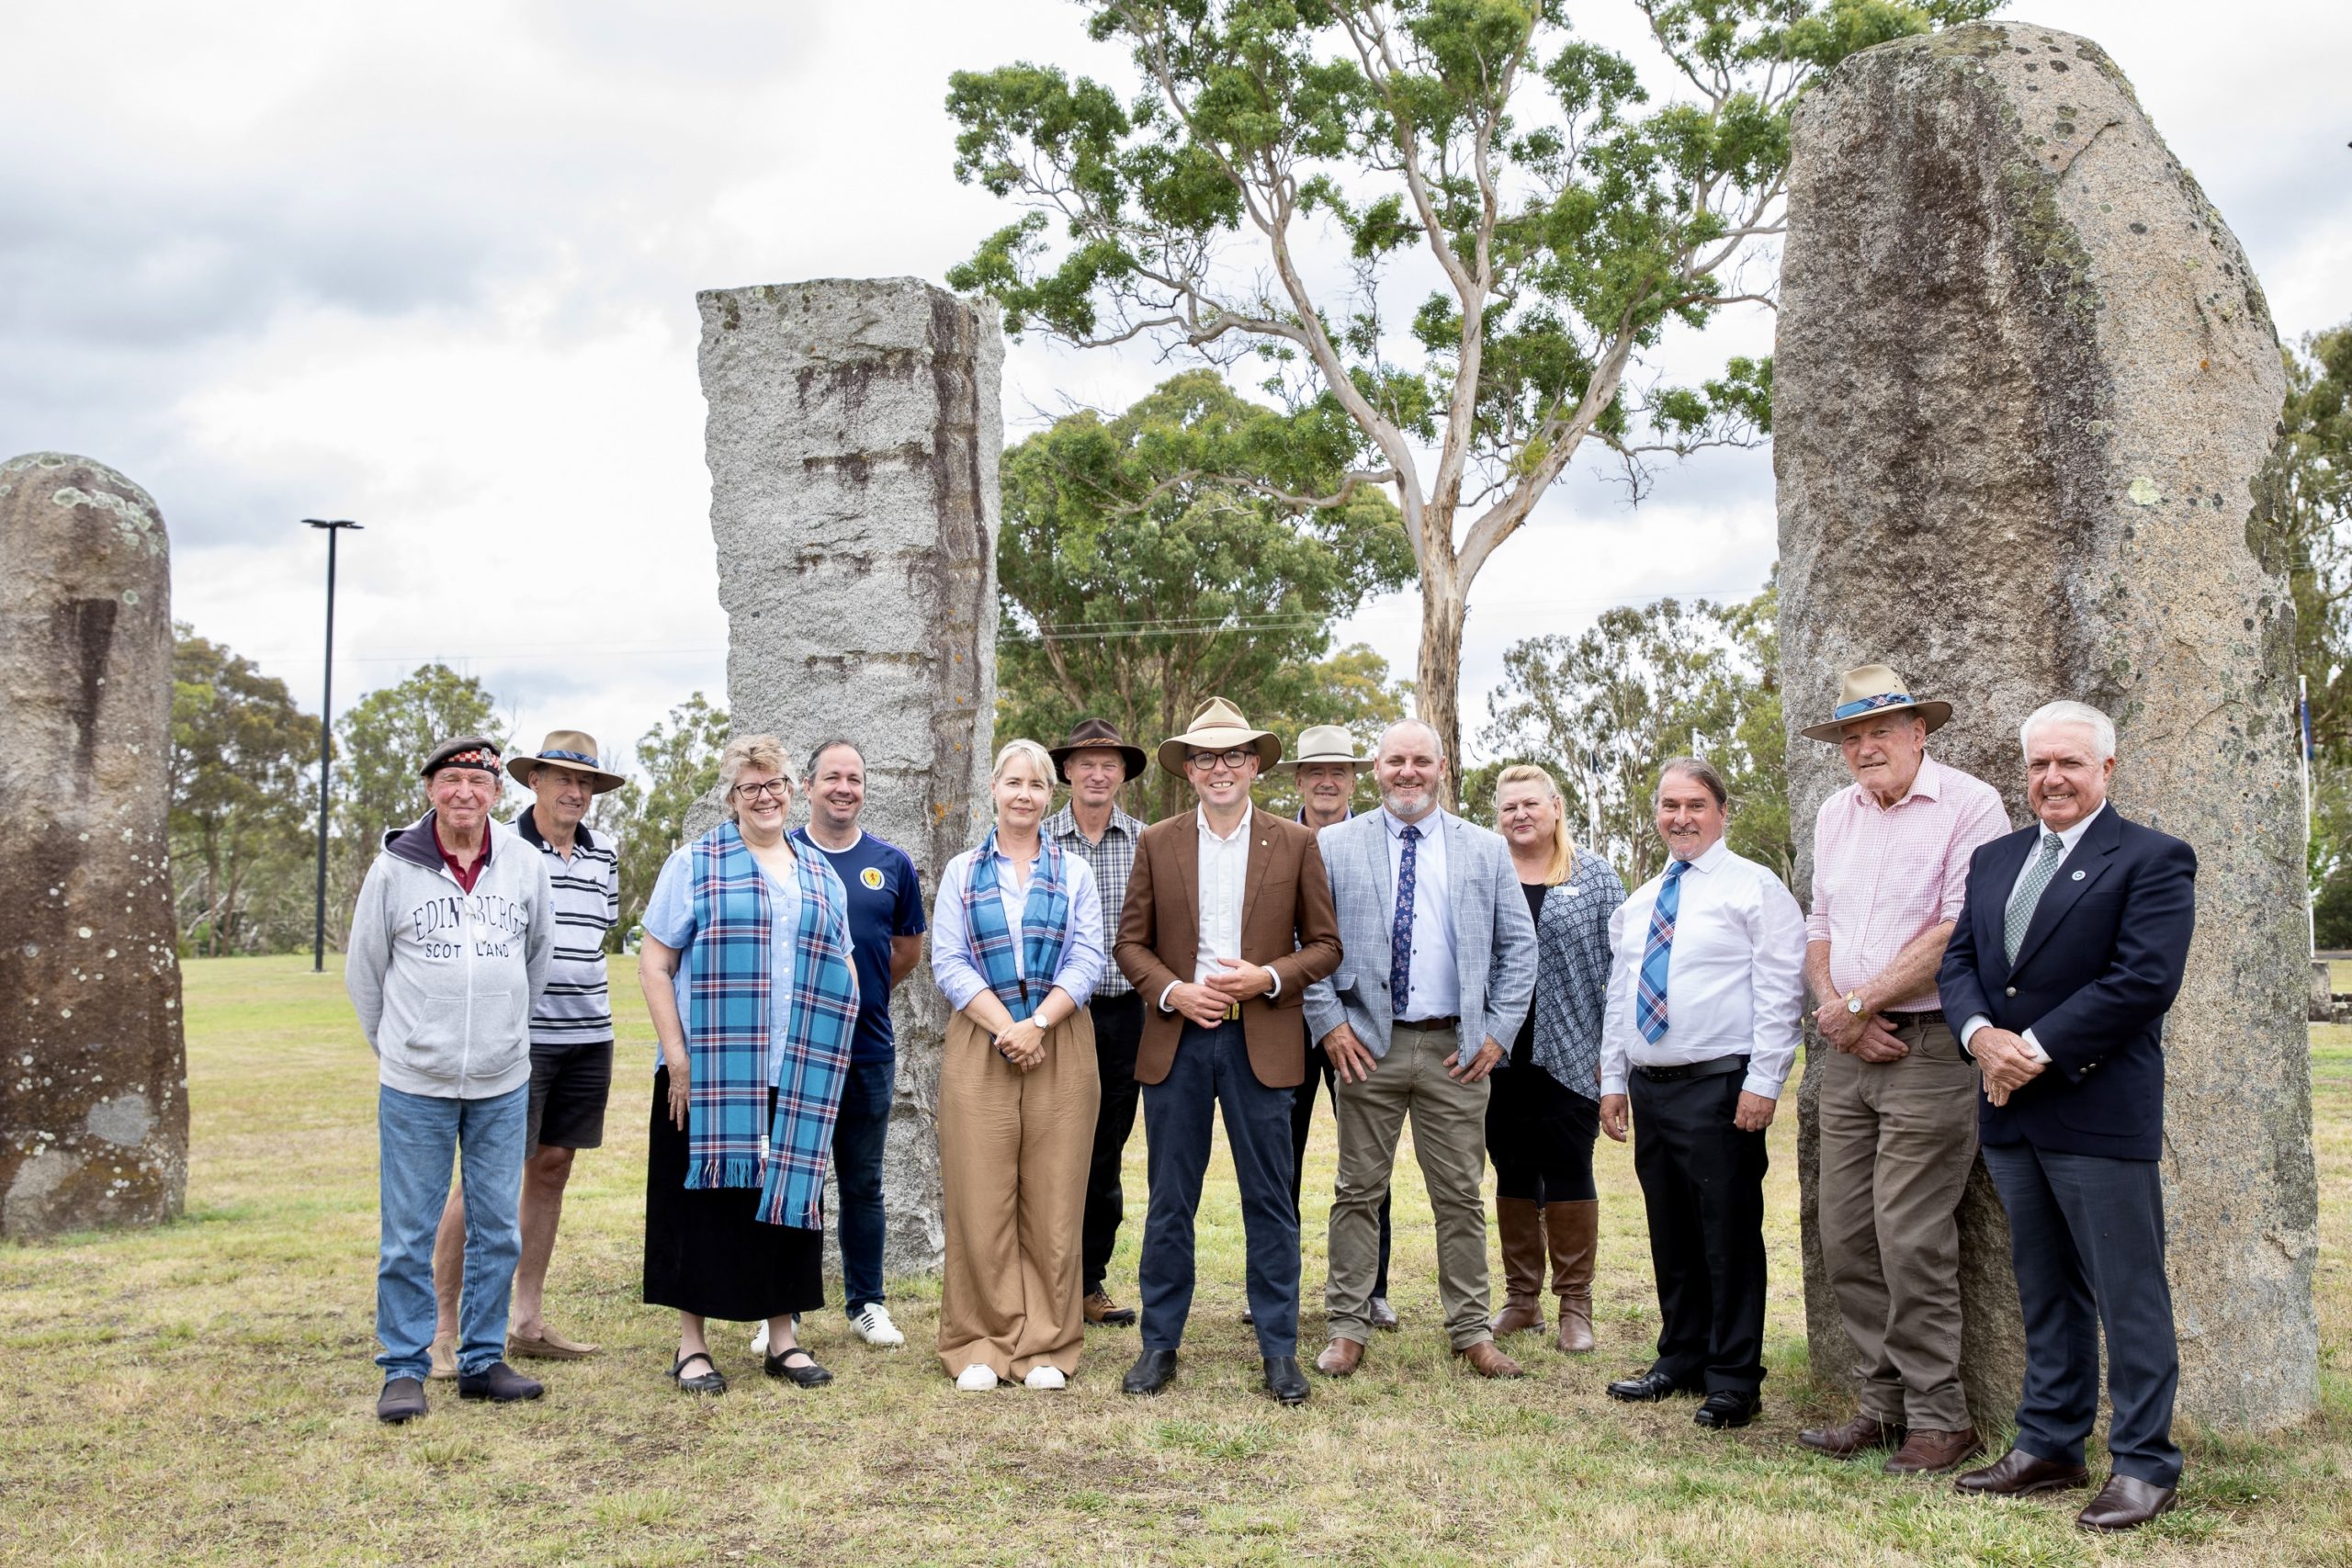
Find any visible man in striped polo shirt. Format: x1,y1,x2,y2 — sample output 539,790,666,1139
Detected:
428,729,624,1372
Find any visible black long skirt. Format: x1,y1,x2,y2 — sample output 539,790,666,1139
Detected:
642,1065,825,1321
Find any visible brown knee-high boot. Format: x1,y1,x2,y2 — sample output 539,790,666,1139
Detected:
1488,1197,1548,1336
1546,1200,1598,1353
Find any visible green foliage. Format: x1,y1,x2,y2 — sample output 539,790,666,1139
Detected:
169,626,321,954
592,694,730,946
1479,574,1787,888
2279,323,2352,924
995,373,1415,818
330,664,507,938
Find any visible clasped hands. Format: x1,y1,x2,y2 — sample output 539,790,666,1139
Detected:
1813,993,1908,1063
1969,1026,2046,1106
992,1016,1050,1071
1166,956,1277,1030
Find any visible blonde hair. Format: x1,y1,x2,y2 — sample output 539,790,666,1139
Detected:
991,738,1056,787
717,733,794,820
1495,764,1575,886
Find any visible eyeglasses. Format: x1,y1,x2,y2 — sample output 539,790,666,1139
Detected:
1187,749,1253,773
732,779,790,800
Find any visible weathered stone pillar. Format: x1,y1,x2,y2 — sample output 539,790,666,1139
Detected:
0,454,188,1238
1776,22,2318,1430
697,277,1000,1276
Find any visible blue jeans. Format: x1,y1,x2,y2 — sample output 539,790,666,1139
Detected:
376,1083,526,1382
832,1058,894,1315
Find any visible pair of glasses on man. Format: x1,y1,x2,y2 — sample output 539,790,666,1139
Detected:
1186,749,1254,772
732,780,790,801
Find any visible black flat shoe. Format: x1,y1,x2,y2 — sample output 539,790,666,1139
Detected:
1121,1348,1179,1396
667,1350,728,1395
764,1347,834,1387
1694,1390,1761,1429
1607,1367,1701,1403
457,1360,545,1403
377,1376,428,1424
1262,1356,1309,1405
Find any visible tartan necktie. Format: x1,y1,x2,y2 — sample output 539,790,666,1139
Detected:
1635,859,1692,1044
1389,823,1420,1015
2004,830,2066,964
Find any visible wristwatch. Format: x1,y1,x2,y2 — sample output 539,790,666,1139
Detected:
1845,992,1865,1016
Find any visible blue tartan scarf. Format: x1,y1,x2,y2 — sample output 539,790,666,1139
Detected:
962,828,1071,1021
684,821,861,1229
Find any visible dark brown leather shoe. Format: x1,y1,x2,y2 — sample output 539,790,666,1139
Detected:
1884,1427,1984,1475
1456,1339,1525,1379
1315,1337,1365,1377
1798,1411,1905,1459
2075,1474,2178,1531
1083,1290,1136,1327
1954,1447,2092,1497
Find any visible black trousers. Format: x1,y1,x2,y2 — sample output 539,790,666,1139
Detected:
1485,1062,1600,1202
1080,990,1146,1293
1292,1041,1389,1296
1630,1069,1768,1395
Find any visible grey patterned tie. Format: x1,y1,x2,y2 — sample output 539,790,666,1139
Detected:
2003,830,2065,963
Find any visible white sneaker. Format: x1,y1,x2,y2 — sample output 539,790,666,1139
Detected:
850,1303,905,1347
750,1320,769,1354
956,1363,1000,1392
1022,1366,1067,1391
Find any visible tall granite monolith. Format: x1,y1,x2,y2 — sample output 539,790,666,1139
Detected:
1776,23,2319,1430
0,453,188,1238
697,277,1000,1276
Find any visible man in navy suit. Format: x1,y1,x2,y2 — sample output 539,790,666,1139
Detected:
1938,700,2197,1532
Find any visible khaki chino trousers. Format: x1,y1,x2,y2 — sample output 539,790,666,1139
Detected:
1814,1014,1979,1430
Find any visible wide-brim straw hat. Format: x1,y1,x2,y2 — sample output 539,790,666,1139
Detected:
1270,723,1374,776
1155,696,1283,776
1048,716,1148,782
1799,665,1954,742
505,729,628,793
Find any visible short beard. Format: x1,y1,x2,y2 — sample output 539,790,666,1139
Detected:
1380,786,1435,821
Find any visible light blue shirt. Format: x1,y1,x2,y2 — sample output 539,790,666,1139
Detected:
641,841,804,1087
930,842,1105,1014
1383,807,1460,1021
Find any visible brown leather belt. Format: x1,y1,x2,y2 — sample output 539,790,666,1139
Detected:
1393,1015,1460,1032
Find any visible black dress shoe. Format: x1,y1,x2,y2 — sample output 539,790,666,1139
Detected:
1606,1367,1700,1403
1262,1357,1309,1405
1122,1348,1179,1396
457,1360,545,1403
764,1348,834,1387
1693,1390,1761,1429
376,1376,428,1424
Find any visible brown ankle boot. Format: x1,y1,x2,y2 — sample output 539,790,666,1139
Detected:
1546,1199,1598,1353
1488,1197,1548,1336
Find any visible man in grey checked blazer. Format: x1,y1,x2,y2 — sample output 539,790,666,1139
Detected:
1303,719,1539,1378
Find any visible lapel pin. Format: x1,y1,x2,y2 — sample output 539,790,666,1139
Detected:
2071,869,2086,881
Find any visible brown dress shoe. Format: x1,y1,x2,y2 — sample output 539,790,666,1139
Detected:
1797,1411,1905,1460
1884,1427,1984,1475
1456,1339,1525,1379
1954,1447,2092,1497
1488,1197,1547,1337
1315,1337,1365,1377
1083,1290,1137,1327
2075,1474,2178,1531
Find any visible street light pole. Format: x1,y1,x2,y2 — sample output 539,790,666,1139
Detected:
306,519,362,973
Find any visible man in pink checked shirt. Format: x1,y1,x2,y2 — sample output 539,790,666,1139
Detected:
1794,666,2010,1478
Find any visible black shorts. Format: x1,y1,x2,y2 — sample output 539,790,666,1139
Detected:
526,1039,614,1154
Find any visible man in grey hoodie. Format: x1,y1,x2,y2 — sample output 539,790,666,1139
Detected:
347,736,554,1423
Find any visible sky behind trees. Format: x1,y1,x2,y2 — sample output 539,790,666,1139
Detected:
5,0,2347,775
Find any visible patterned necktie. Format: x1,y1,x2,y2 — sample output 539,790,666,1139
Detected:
1635,859,1691,1044
1389,823,1420,1015
2004,830,2066,963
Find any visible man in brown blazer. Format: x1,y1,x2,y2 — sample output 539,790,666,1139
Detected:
1113,698,1343,1404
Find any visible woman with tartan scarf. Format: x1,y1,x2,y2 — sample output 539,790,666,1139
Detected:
637,735,861,1395
929,739,1108,1391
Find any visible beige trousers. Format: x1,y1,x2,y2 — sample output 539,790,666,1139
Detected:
1328,1024,1494,1350
1815,1015,1979,1429
936,1007,1099,1382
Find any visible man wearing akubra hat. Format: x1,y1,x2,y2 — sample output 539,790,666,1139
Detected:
347,736,555,1423
1112,698,1342,1403
1794,668,2008,1472
420,732,628,1370
1042,718,1151,1329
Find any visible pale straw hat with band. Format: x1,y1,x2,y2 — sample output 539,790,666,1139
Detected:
504,728,628,793
1798,665,1954,743
1270,723,1375,776
1155,696,1283,776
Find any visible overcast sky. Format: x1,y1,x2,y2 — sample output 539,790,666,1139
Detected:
5,1,2346,785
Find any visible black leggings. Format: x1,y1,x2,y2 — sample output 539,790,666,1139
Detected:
1485,1063,1600,1202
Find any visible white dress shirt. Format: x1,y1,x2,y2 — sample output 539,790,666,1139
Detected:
1958,803,2108,1064
1384,807,1460,1021
1600,838,1807,1100
1157,806,1282,1010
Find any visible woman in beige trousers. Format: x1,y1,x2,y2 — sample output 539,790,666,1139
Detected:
928,739,1105,1391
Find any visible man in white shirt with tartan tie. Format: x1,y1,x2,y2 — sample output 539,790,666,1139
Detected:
1600,757,1806,1430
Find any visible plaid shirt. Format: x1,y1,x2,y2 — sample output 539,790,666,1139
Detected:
1046,801,1145,998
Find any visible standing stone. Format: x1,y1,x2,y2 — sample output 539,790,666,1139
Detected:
0,454,188,1238
1776,22,2319,1430
698,277,1000,1277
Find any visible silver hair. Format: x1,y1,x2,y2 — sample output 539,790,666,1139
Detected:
991,738,1057,784
2018,701,2117,761
1653,756,1729,808
1376,717,1446,762
716,734,794,821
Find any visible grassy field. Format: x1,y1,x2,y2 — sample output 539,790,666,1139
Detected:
3,955,2346,1566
